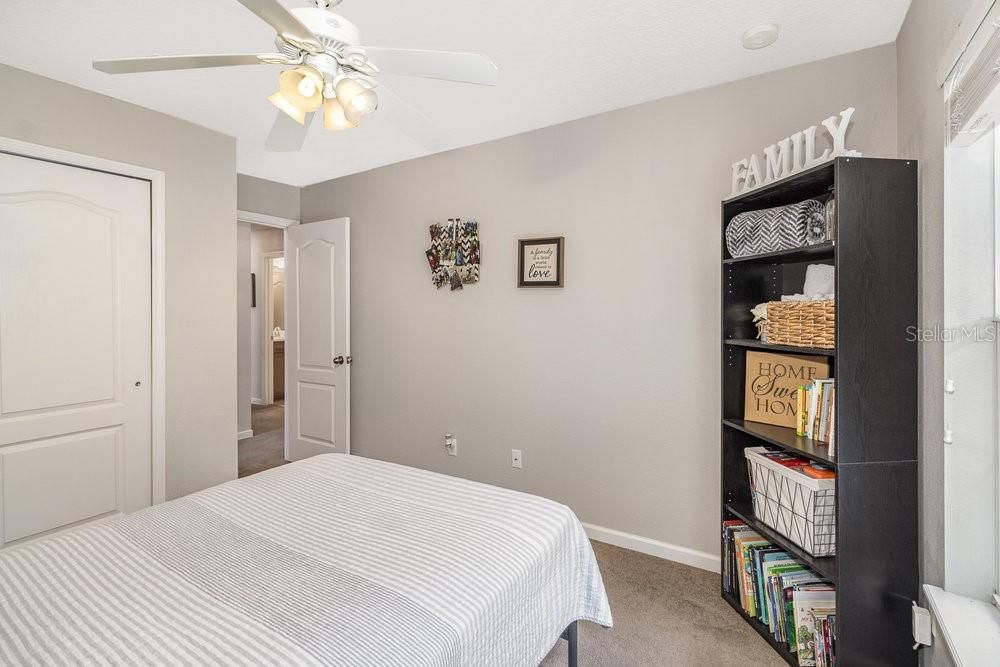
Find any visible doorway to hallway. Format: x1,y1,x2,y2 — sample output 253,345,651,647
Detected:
239,400,286,477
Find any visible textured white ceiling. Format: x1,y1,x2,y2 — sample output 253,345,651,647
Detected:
0,1,911,186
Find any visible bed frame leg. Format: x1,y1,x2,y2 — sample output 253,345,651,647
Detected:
561,621,578,667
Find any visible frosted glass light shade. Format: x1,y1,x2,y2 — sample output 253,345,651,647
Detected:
269,92,307,124
323,98,357,131
277,67,324,113
335,77,366,108
350,88,378,114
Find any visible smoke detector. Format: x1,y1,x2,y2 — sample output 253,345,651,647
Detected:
742,23,780,50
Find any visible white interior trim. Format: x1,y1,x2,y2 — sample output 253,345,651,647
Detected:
924,584,1000,665
583,523,720,573
938,0,997,86
262,250,284,406
237,209,298,229
0,135,167,505
251,397,265,406
237,429,254,441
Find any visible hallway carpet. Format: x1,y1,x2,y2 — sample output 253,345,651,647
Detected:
541,541,784,666
238,401,286,478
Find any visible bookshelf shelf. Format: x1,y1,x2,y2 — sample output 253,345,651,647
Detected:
723,419,835,466
722,241,835,265
720,157,919,665
721,592,797,666
723,338,836,357
724,501,837,582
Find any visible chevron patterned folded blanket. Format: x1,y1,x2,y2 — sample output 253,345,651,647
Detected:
0,454,612,666
726,199,826,258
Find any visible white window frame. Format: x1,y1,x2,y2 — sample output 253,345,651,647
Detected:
933,2,1000,662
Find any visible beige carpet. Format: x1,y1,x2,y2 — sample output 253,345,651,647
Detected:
541,541,785,666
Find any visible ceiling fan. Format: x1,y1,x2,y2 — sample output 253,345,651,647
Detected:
92,0,498,152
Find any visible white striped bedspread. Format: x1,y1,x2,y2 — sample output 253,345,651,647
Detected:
0,454,612,666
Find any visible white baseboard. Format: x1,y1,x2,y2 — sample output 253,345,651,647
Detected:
251,397,265,406
583,523,720,573
237,429,254,440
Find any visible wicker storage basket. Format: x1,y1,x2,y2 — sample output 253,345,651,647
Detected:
760,300,835,349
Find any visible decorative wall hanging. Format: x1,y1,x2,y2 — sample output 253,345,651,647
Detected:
730,107,861,197
426,219,480,291
518,237,564,288
744,351,829,429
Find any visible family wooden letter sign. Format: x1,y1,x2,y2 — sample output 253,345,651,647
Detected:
730,107,859,197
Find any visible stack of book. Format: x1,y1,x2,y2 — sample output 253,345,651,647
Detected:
756,448,836,481
796,378,836,454
723,520,837,666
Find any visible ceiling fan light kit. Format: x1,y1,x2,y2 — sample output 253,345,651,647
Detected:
271,66,325,120
92,0,498,150
323,98,357,131
268,91,307,124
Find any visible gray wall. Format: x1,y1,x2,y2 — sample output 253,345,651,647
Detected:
238,173,300,221
0,64,237,500
301,45,898,557
236,175,300,433
896,1,973,665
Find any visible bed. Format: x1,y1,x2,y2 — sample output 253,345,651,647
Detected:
0,454,612,666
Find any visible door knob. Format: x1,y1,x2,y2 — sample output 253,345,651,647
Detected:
332,355,345,366
346,355,353,365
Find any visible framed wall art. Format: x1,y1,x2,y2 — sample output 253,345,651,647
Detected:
517,237,564,288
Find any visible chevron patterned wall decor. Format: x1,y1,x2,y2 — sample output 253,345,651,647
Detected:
426,219,480,291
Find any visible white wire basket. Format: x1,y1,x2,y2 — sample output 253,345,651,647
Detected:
744,446,836,557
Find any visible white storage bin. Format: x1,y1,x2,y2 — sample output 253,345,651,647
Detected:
744,446,836,557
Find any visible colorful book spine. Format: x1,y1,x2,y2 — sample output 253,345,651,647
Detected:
722,520,836,662
796,385,808,436
807,382,819,439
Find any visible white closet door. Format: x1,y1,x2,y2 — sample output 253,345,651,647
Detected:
285,218,350,461
0,152,152,547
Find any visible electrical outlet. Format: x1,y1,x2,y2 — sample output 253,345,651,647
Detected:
511,449,522,469
444,434,457,456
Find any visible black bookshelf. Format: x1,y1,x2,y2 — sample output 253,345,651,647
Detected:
722,592,798,664
722,419,835,466
720,158,919,666
724,338,837,357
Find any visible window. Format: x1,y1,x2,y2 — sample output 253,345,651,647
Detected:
943,1,1000,605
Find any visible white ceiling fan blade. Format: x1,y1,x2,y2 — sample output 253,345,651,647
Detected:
377,85,450,151
234,0,323,53
363,48,498,86
265,110,316,152
93,54,269,74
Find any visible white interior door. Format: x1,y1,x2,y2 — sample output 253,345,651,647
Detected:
0,152,152,547
286,218,350,461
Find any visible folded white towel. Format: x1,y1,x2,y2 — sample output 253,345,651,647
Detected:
781,293,834,301
803,264,835,298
